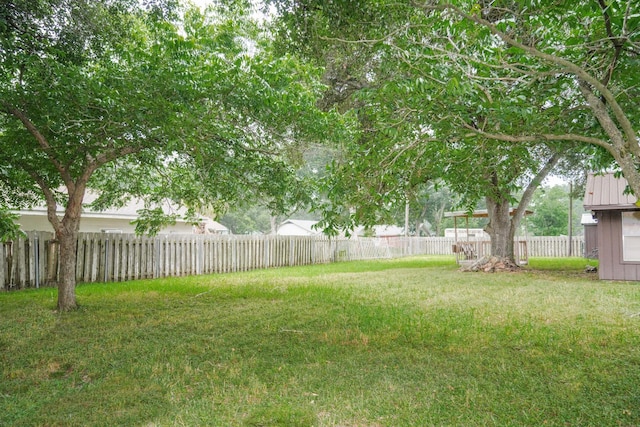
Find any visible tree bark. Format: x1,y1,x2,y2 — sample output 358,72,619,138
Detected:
49,183,86,311
485,196,515,261
56,224,79,311
484,152,560,263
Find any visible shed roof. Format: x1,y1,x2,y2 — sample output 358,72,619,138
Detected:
583,172,637,210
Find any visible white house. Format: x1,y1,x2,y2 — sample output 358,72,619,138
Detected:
276,219,322,236
276,219,406,238
355,225,405,237
444,228,490,240
14,193,228,235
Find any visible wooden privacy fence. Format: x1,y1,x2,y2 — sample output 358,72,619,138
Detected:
526,236,585,257
1,232,585,290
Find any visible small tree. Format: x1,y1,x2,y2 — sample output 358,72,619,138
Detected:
0,1,346,310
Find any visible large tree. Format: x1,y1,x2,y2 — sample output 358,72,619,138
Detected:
0,0,345,310
314,104,563,259
270,0,637,259
273,0,638,182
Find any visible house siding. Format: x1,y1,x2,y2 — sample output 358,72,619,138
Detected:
596,210,640,281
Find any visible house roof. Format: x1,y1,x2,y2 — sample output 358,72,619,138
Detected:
583,172,637,210
16,191,191,221
15,190,227,231
278,219,321,234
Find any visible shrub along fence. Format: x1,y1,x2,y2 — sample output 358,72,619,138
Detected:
1,232,584,290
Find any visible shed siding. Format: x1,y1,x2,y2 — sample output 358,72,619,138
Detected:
583,224,598,258
597,211,613,280
596,210,640,281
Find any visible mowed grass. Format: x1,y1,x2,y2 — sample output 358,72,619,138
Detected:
1,256,639,426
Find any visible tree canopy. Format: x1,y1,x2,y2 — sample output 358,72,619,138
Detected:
271,0,638,176
268,0,638,258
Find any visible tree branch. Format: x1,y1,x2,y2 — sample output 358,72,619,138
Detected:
2,102,74,189
576,80,640,159
318,23,410,46
514,151,561,227
417,3,637,148
597,0,624,91
462,124,610,149
27,171,62,233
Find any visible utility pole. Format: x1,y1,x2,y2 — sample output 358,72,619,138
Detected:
568,182,573,256
404,197,410,237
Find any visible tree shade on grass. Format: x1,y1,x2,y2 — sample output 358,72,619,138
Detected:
1,257,638,426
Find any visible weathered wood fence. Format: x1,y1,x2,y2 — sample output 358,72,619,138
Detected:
1,232,584,290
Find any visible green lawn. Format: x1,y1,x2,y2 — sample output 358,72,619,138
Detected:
1,256,639,426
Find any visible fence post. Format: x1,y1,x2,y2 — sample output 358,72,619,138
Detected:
34,233,40,288
17,238,26,288
0,242,5,290
289,236,294,266
232,235,237,272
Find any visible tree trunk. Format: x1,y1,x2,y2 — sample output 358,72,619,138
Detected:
483,153,559,264
56,224,79,311
485,196,516,262
48,185,85,312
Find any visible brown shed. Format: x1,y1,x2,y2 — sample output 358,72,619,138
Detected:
584,172,640,280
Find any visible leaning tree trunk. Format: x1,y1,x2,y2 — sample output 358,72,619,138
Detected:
485,197,516,262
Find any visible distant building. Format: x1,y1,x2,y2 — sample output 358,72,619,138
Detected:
276,220,405,238
355,225,405,238
444,228,490,240
14,193,228,235
276,220,322,236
